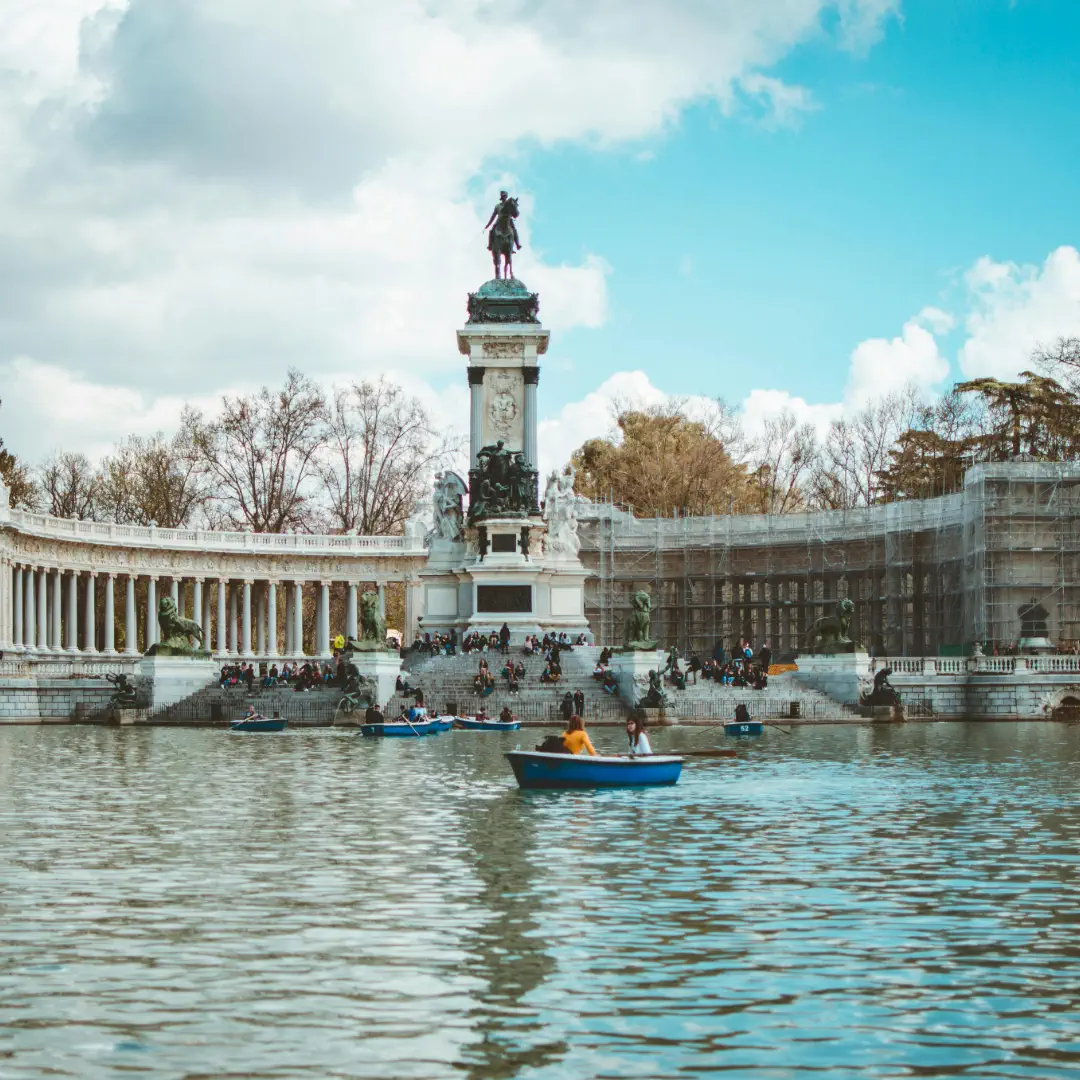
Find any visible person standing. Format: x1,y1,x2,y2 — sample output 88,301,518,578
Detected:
573,688,585,716
758,640,772,674
499,623,511,655
560,691,574,724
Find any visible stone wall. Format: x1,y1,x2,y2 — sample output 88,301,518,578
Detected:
0,678,114,722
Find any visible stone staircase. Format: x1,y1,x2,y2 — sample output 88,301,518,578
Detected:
399,645,625,723
135,648,861,727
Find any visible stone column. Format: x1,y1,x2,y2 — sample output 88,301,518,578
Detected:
50,568,62,651
267,582,278,657
83,572,96,653
405,581,422,644
242,581,253,657
12,564,23,649
201,585,213,652
319,581,331,657
468,366,485,469
293,581,304,657
524,366,539,469
170,577,179,610
36,568,48,651
125,575,138,655
346,583,358,642
24,567,35,651
229,583,239,656
192,580,203,636
146,577,158,648
377,582,386,619
256,584,266,657
284,584,293,655
216,579,228,655
103,574,116,653
66,571,78,651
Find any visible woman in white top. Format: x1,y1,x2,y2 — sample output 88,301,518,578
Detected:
625,716,652,756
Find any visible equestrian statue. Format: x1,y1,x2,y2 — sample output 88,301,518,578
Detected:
484,190,521,280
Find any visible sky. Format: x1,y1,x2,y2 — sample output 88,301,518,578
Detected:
1,0,1079,482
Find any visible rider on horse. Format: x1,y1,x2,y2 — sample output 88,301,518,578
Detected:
485,190,521,279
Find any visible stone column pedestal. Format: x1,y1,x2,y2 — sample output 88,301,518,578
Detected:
348,650,402,714
793,652,871,704
610,649,665,707
135,656,219,712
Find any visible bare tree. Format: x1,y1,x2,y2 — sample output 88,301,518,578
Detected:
745,410,817,514
0,399,37,509
810,388,926,509
1033,336,1080,397
97,412,207,528
192,370,327,533
39,452,98,519
318,379,458,535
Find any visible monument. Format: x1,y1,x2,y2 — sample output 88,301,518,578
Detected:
416,194,590,642
342,589,402,709
605,587,666,708
136,596,217,711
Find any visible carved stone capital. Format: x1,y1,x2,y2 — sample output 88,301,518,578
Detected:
467,365,486,387
523,366,540,386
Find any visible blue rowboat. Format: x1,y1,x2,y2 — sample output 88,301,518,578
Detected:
456,716,521,731
359,720,440,738
428,717,454,733
724,721,763,736
506,750,682,789
231,715,287,732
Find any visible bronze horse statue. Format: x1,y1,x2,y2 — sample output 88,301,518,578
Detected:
486,194,521,280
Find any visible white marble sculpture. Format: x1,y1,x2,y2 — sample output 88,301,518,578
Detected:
426,471,468,546
543,463,582,558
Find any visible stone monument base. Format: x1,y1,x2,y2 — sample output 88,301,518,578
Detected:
610,649,665,707
136,656,218,712
793,652,872,705
349,650,402,712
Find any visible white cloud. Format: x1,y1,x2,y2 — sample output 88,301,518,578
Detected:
845,310,950,404
739,74,819,126
739,389,842,440
959,246,1080,380
0,0,900,462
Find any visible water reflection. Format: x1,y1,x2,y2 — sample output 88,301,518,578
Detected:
1,723,1079,1077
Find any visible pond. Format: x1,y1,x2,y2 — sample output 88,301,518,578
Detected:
1,722,1079,1078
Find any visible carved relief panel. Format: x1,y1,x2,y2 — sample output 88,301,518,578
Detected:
481,368,525,451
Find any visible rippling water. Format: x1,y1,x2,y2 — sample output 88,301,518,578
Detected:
2,722,1080,1079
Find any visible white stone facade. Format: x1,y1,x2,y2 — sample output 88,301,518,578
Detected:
0,506,427,662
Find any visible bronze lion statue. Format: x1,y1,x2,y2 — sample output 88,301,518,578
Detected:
804,597,856,653
346,590,390,651
150,595,205,655
625,590,657,650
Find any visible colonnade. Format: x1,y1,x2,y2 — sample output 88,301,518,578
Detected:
1,562,402,660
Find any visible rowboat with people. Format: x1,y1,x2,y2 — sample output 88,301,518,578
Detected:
358,719,442,737
455,715,521,731
505,750,683,789
230,713,288,732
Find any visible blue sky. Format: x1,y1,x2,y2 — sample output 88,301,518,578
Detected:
1,0,1079,476
522,0,1080,422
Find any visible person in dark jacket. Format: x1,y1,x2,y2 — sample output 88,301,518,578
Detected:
559,691,574,723
573,688,585,716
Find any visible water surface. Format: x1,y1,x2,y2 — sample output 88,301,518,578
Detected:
2,722,1079,1078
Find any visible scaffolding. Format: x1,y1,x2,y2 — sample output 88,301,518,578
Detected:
579,461,1080,657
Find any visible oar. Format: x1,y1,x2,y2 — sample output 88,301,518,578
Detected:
683,748,738,759
399,709,422,736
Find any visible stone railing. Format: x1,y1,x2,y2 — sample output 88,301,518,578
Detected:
2,508,425,557
882,655,1080,676
0,657,137,678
